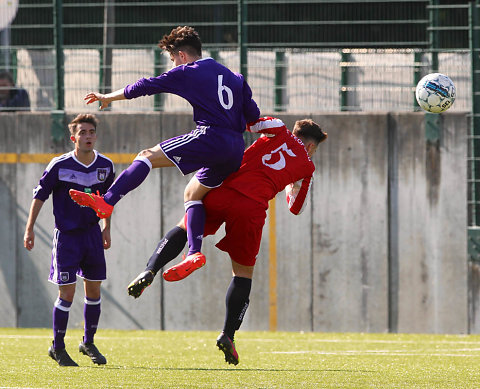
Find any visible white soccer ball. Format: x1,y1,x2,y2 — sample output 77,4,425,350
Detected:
415,73,456,113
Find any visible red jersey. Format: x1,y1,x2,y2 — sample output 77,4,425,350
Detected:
222,117,315,214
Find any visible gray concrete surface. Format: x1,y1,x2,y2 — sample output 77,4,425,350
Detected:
0,111,470,334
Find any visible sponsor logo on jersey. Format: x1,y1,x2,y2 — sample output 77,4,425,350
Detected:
173,156,182,163
59,167,111,186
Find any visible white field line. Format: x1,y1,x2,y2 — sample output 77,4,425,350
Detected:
263,350,480,357
247,338,480,345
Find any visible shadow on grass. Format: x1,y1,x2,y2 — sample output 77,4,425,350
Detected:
88,365,375,373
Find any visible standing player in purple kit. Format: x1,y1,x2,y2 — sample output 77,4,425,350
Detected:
24,114,115,366
69,26,260,280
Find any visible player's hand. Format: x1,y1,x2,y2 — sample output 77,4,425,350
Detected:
102,228,111,249
24,229,35,251
84,92,111,110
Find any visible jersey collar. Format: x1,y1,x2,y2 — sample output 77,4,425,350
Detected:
71,149,98,168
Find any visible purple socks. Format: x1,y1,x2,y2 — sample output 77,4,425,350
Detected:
185,200,206,255
104,157,152,205
83,297,101,344
53,297,72,350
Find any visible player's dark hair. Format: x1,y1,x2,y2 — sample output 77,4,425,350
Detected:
158,26,202,57
68,114,98,135
293,119,327,145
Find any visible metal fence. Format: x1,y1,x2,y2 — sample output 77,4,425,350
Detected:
0,0,471,114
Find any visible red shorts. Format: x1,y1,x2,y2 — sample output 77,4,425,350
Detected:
202,186,266,266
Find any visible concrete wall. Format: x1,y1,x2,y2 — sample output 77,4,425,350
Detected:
0,111,470,333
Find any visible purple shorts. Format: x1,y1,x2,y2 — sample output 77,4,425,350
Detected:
48,224,106,285
159,125,245,188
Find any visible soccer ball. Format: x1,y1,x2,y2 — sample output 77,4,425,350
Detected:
415,73,455,113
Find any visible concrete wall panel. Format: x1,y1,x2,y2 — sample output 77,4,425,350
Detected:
0,111,470,333
311,113,389,333
0,114,19,326
394,113,468,333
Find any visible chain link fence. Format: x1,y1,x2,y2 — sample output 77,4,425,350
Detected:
0,0,471,113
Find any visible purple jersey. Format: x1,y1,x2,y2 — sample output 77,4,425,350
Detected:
33,151,115,232
124,57,260,133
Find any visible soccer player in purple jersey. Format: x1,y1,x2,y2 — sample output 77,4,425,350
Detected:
69,26,260,280
24,114,115,367
127,117,328,365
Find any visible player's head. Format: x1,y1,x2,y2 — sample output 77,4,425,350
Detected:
68,114,98,151
0,71,15,102
159,26,202,66
292,119,327,157
68,113,98,135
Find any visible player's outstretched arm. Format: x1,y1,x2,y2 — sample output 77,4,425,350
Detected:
84,88,126,110
24,199,44,250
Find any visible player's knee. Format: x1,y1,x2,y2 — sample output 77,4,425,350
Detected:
137,149,152,159
59,289,75,302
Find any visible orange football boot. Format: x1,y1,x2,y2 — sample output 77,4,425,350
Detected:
69,189,113,219
162,252,206,282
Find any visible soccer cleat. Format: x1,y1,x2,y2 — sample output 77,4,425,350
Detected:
162,252,206,282
69,189,113,219
79,341,107,365
48,342,78,367
216,332,239,365
127,270,155,298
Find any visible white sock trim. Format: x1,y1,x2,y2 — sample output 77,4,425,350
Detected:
84,297,101,305
54,298,71,312
184,200,203,211
134,155,153,170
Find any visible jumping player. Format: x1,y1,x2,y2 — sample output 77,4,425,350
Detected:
69,26,260,280
127,116,327,365
24,114,115,367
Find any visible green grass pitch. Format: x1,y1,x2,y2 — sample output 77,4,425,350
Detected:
1,328,480,388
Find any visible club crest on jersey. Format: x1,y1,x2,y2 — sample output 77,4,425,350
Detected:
60,272,69,282
96,168,108,182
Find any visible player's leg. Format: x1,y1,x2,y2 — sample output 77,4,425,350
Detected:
184,176,211,254
162,179,210,282
69,144,173,218
223,262,254,340
216,262,253,366
53,284,75,347
48,229,79,366
104,145,173,205
162,187,226,282
128,220,187,298
83,280,101,345
79,279,106,365
77,225,107,364
214,195,264,365
48,284,78,366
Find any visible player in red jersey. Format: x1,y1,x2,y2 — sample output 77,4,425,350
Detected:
127,116,327,365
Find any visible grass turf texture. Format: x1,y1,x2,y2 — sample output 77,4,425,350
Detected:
1,329,480,388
